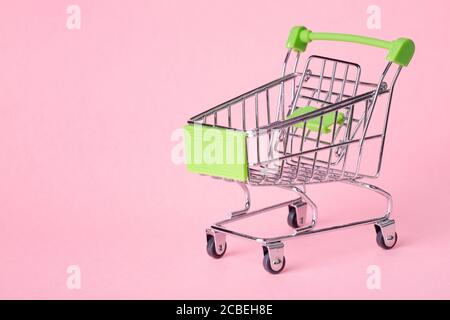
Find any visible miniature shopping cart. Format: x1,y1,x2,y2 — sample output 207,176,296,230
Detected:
184,26,414,274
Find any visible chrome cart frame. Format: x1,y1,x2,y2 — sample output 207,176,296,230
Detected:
185,26,414,273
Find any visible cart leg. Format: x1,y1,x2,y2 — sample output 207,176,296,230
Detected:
262,242,286,274
343,179,398,250
230,182,251,217
343,179,392,219
206,228,227,258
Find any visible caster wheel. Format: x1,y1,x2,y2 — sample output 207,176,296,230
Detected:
206,235,227,259
262,252,286,274
376,229,398,250
287,206,299,228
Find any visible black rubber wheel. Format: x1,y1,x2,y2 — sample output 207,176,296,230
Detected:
262,252,286,274
206,235,227,259
376,229,398,250
287,206,299,228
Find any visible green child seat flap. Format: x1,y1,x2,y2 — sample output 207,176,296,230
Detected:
287,106,345,133
184,124,249,182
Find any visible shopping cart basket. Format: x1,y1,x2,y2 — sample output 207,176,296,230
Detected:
184,26,414,274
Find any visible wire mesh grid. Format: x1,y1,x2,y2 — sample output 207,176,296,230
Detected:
190,53,400,186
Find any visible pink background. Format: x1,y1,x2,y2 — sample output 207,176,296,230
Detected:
1,0,449,299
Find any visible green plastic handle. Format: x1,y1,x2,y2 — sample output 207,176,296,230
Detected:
286,26,415,66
